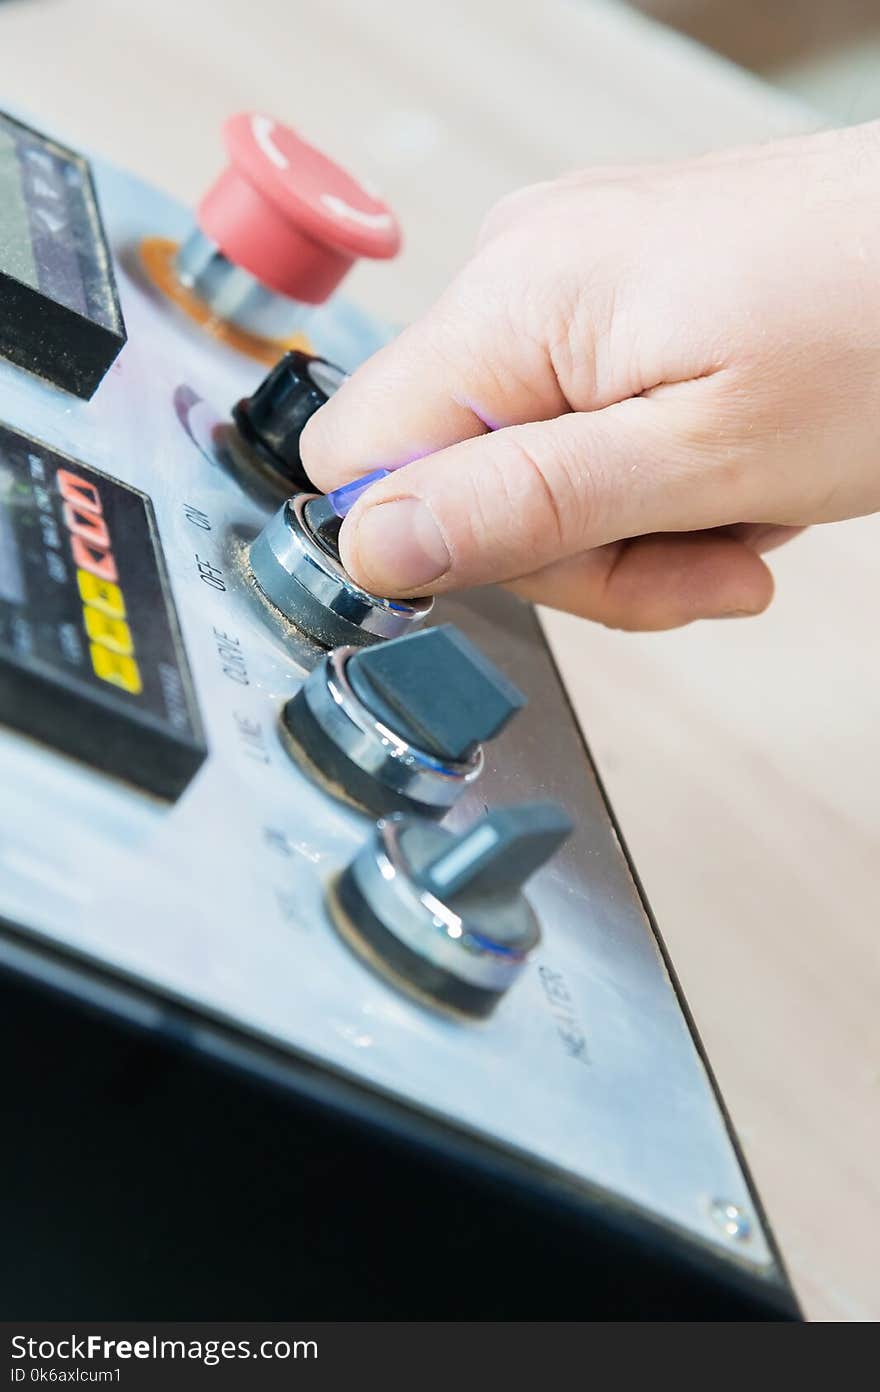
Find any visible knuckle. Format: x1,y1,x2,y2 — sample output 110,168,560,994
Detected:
487,427,594,559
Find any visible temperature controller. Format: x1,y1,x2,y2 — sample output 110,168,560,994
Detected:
0,423,205,799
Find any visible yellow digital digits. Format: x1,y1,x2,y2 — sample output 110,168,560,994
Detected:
77,569,142,694
76,569,125,617
88,638,143,696
58,468,144,697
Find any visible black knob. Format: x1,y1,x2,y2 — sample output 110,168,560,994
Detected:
280,624,526,818
233,350,346,490
346,624,525,762
421,801,574,899
329,802,574,1017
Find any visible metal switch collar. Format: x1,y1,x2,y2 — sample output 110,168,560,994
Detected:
248,493,432,648
330,803,573,1017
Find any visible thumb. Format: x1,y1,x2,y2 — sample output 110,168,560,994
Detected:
338,387,747,596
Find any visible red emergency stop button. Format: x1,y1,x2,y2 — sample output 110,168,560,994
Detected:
197,113,402,305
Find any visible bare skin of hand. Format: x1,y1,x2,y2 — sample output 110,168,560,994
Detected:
301,123,880,630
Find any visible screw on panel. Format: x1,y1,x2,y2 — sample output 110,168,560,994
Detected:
710,1199,752,1242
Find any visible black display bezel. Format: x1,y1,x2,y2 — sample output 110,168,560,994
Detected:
0,109,126,399
0,424,206,800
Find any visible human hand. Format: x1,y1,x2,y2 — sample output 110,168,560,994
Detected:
302,123,880,629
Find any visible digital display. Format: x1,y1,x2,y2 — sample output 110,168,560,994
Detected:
0,424,206,799
0,110,126,398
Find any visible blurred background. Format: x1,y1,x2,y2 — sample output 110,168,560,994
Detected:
0,0,877,1323
638,0,880,122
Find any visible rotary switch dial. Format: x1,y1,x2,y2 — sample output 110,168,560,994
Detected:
248,493,432,647
280,624,526,817
329,803,574,1017
176,113,401,337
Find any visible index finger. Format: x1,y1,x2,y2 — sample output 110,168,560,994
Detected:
300,270,574,493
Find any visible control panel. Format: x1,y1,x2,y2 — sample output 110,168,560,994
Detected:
0,108,787,1303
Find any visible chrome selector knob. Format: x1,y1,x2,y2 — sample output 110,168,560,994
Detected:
280,624,525,817
248,493,432,647
329,803,574,1017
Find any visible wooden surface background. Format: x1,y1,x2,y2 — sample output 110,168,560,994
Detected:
1,0,877,1322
